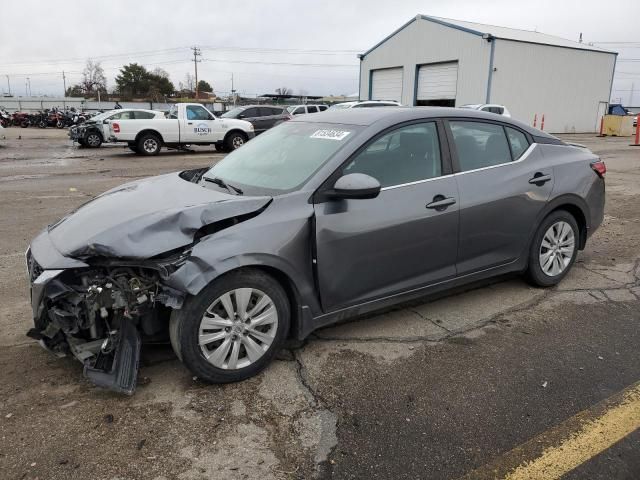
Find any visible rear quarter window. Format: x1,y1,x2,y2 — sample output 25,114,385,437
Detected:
506,127,529,159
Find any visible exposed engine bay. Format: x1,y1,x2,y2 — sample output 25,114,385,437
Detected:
27,261,184,395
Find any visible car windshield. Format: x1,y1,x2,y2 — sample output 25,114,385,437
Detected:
90,110,118,121
203,122,361,195
286,106,298,113
221,107,245,118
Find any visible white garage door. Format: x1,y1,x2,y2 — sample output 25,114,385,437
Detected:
370,68,403,102
416,62,458,102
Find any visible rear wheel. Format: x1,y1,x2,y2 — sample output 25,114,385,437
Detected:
526,210,579,287
137,132,162,156
170,270,290,383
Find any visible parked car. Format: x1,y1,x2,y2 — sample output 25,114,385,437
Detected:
108,103,254,154
329,100,402,109
221,105,289,135
70,109,163,148
460,104,511,117
286,104,328,116
26,107,605,394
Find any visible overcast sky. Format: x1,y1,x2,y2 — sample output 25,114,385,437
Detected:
1,0,638,104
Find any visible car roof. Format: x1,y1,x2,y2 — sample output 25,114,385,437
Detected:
290,106,553,138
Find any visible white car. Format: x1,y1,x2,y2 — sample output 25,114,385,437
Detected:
70,109,164,148
459,104,511,117
109,103,255,155
286,104,328,116
328,100,402,110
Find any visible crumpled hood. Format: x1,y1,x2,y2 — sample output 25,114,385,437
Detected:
48,172,271,259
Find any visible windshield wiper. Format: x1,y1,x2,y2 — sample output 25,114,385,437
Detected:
204,176,243,195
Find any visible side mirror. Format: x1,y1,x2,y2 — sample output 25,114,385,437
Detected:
326,173,381,200
103,120,110,124
238,114,246,119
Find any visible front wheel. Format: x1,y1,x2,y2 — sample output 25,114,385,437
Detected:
525,210,579,287
170,270,290,383
85,132,102,148
224,132,247,151
137,133,162,155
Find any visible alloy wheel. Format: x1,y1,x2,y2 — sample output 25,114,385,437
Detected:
87,134,100,147
539,221,575,277
143,138,158,153
198,288,278,370
232,136,244,149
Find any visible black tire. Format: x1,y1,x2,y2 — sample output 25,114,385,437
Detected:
224,131,248,151
171,269,290,384
525,210,579,287
136,132,162,156
84,132,102,148
20,121,29,128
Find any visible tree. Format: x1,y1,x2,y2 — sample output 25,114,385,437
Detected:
197,80,213,93
275,87,292,96
115,63,175,100
80,59,107,95
65,85,85,97
184,73,195,93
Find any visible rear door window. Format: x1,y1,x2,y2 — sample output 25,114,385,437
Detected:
506,127,529,160
133,111,156,119
241,107,260,118
449,121,512,172
307,106,318,113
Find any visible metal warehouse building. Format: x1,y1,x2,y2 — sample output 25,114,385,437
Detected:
359,15,617,133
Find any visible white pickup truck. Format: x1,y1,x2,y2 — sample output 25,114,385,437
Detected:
108,103,255,155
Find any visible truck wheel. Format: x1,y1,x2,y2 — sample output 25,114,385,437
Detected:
225,132,247,151
137,133,162,156
170,269,290,383
85,132,102,148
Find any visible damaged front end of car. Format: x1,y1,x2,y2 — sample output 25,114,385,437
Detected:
26,248,187,395
25,169,274,395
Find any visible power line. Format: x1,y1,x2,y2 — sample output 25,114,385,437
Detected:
202,58,358,68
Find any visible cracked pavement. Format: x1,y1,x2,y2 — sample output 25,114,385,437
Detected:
0,130,639,479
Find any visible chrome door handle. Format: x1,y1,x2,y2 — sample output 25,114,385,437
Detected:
426,196,456,211
529,173,551,185
187,122,193,125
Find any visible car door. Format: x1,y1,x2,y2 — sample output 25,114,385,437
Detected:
446,119,553,275
259,107,281,131
182,104,218,143
237,107,262,133
314,120,459,312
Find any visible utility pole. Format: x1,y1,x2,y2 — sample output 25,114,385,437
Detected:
62,71,67,97
5,75,10,96
191,46,201,100
26,77,31,97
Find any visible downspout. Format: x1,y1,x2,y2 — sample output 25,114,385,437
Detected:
357,54,363,101
485,34,495,104
608,53,618,103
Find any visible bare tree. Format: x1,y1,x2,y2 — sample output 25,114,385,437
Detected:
184,73,195,93
153,68,170,79
80,59,107,95
275,87,292,96
298,88,309,97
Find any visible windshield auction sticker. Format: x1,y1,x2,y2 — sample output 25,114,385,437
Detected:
310,129,351,141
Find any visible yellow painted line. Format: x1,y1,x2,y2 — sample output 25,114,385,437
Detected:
461,381,640,480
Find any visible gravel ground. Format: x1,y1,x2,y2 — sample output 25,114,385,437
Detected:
0,128,638,480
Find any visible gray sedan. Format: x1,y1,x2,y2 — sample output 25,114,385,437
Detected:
26,108,605,394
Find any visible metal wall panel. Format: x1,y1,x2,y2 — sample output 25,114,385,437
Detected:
417,62,459,100
360,17,491,106
371,67,404,101
489,40,616,133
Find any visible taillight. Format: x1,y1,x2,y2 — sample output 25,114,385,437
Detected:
112,122,120,133
590,160,606,178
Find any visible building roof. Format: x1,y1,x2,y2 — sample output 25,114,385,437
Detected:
362,15,617,57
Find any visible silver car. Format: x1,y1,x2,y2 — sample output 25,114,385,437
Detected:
26,108,605,394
